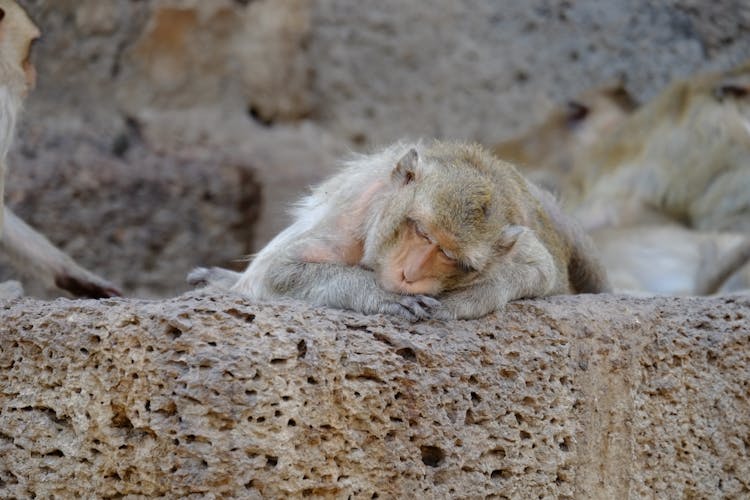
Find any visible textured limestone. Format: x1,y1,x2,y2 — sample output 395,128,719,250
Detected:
1,293,748,498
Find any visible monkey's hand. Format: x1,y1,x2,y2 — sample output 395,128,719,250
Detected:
250,260,445,321
430,232,559,320
385,294,442,322
187,266,242,290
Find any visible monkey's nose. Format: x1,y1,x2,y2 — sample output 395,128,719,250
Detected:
403,270,424,284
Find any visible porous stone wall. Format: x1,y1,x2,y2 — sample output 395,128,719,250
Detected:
4,131,260,297
2,1,749,297
1,294,748,498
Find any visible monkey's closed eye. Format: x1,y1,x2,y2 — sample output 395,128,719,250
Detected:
713,84,749,101
409,218,431,242
439,247,457,261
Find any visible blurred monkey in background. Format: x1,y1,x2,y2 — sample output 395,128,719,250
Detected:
0,0,120,299
492,63,750,296
493,83,637,194
565,61,750,233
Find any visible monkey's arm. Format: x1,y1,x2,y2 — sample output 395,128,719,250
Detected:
433,230,559,320
1,208,121,298
239,259,440,321
432,269,554,320
190,262,438,321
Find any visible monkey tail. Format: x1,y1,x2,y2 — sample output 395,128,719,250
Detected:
567,231,613,294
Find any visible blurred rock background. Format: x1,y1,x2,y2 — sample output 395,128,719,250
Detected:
2,0,748,297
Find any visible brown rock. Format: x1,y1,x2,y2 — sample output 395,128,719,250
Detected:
1,293,748,497
2,131,260,298
118,0,313,123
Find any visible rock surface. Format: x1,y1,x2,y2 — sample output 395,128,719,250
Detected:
1,293,748,498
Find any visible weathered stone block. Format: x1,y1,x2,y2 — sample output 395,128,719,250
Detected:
1,294,747,497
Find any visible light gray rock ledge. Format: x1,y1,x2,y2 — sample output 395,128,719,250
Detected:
1,292,748,498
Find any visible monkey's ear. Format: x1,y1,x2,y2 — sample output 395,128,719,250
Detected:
392,148,419,185
496,225,526,251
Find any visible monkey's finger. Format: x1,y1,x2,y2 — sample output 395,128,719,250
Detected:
415,295,442,311
397,296,436,321
385,304,418,322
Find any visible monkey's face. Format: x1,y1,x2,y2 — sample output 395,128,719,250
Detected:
708,67,750,127
370,144,498,296
495,85,635,172
375,217,474,296
566,86,636,149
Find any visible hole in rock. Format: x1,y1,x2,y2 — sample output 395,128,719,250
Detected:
225,308,256,323
165,326,182,340
420,445,445,467
297,339,308,359
491,468,511,480
111,405,134,429
470,392,481,405
395,347,417,362
559,436,571,452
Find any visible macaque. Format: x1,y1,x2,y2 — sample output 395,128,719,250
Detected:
564,60,750,233
592,224,750,296
493,84,636,193
0,0,120,299
550,61,750,296
190,141,610,320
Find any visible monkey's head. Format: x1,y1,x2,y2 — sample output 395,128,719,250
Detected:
494,84,636,172
706,61,750,126
564,84,637,147
641,60,750,136
370,144,519,297
0,0,40,98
